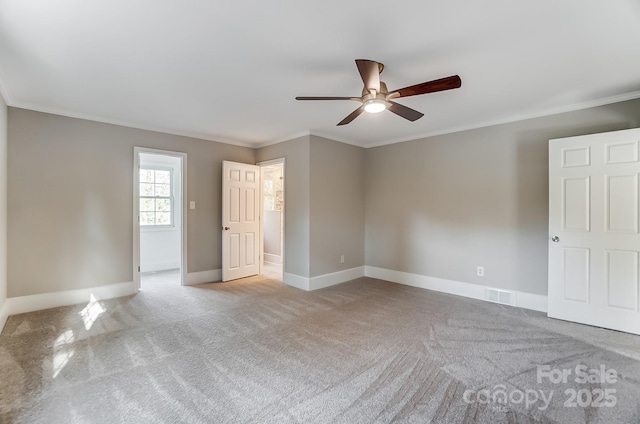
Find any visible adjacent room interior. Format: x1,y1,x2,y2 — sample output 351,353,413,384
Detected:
0,2,639,423
138,150,184,292
260,160,285,281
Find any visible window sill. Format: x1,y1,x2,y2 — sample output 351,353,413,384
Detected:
140,226,178,233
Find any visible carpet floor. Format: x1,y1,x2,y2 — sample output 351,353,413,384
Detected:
1,272,640,423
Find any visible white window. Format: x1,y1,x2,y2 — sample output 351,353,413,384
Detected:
264,179,275,211
139,168,173,226
263,172,283,212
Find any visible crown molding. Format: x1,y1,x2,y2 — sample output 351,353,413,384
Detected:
8,101,257,148
5,90,640,150
307,131,367,148
254,130,311,149
362,90,640,148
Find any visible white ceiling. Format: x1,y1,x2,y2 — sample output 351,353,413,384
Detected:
1,1,639,148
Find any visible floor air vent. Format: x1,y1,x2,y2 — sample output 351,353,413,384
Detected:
485,288,516,306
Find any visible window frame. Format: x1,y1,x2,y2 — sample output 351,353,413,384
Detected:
139,166,174,228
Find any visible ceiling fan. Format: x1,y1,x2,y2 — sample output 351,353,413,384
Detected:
296,59,462,126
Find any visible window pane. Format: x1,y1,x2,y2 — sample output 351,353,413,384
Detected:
264,196,274,211
264,180,274,196
140,212,155,225
140,198,155,212
140,167,173,226
155,184,170,197
156,198,171,212
156,212,171,225
140,169,154,183
140,183,154,196
155,170,171,184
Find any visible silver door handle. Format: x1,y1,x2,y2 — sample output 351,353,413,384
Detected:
551,236,560,242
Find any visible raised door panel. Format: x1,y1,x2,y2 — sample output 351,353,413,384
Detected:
563,177,590,232
562,146,591,168
229,187,241,223
605,174,638,233
563,248,590,303
245,188,256,222
229,233,240,270
606,250,639,311
606,141,639,164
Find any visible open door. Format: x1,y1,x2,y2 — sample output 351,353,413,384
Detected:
548,128,640,335
222,160,260,281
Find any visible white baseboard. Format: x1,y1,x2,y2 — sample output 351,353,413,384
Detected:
0,299,9,335
185,269,221,286
309,266,365,290
365,266,547,313
140,261,181,273
516,291,548,313
0,281,137,333
264,253,282,264
283,266,365,291
283,272,310,291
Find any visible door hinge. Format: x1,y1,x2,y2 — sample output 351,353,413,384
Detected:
138,266,140,272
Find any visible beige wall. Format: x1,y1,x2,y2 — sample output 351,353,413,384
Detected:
365,98,640,296
256,136,310,278
256,135,366,280
309,136,365,277
7,108,254,297
6,97,640,300
0,95,6,310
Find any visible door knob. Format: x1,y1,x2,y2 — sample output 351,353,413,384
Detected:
223,226,230,231
552,236,560,242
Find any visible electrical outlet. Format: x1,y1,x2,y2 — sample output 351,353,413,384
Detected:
189,201,196,210
340,255,345,264
477,266,484,277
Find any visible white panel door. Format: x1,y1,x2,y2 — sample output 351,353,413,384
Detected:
222,160,260,281
549,128,640,334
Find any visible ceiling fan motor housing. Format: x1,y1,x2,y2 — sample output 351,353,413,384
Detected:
361,81,389,98
295,59,462,125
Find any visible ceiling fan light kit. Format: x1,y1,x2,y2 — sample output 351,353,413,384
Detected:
364,99,386,113
296,59,462,126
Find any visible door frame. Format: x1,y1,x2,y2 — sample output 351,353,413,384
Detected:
133,147,188,290
258,158,285,279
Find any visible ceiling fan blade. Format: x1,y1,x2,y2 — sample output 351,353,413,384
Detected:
387,101,424,122
337,105,365,126
390,75,462,98
295,96,361,101
355,59,381,93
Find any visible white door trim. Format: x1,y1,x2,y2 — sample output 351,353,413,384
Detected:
258,158,285,280
133,147,188,290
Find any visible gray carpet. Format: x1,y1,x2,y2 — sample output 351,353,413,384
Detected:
1,271,640,423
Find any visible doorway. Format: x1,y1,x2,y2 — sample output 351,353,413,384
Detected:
133,147,187,290
260,159,285,280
